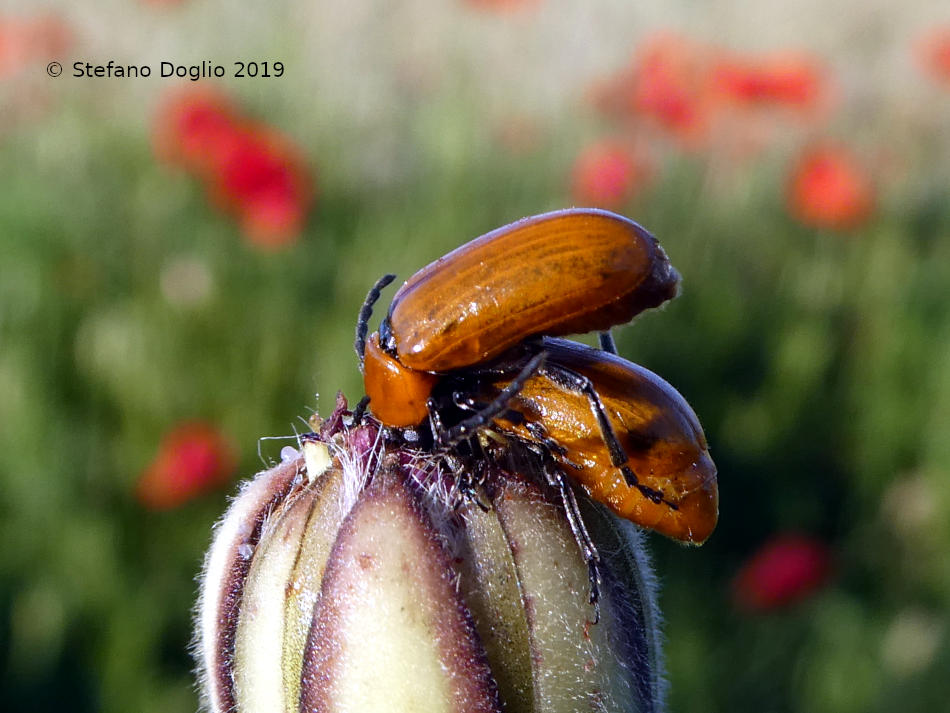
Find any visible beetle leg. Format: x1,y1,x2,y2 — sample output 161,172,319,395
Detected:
450,457,472,510
471,459,492,510
598,331,618,355
445,452,471,509
401,427,422,444
427,397,447,447
542,462,601,621
452,392,482,412
524,421,587,470
429,404,494,511
351,395,371,425
540,363,676,509
354,273,396,368
443,451,491,512
441,350,547,447
525,420,565,454
454,339,545,380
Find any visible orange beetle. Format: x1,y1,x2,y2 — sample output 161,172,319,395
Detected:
435,338,718,544
380,208,679,372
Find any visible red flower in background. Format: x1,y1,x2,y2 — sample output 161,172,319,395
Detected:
570,140,651,208
137,422,237,510
916,28,950,86
787,144,874,230
590,33,834,157
152,87,312,248
712,53,825,111
733,534,832,611
211,125,311,248
627,33,714,146
153,87,239,175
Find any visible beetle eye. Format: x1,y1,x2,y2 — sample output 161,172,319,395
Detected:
379,317,398,355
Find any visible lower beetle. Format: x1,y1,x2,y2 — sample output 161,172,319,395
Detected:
432,337,718,545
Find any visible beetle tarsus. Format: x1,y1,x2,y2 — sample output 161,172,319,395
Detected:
588,562,602,625
543,461,603,616
621,464,678,509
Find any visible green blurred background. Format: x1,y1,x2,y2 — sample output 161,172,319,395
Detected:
3,1,950,711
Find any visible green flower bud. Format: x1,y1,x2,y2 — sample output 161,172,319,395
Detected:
197,401,666,713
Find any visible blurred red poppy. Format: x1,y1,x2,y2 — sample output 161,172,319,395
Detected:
137,422,237,510
712,53,825,111
786,144,874,230
570,140,651,208
916,27,950,85
152,87,313,248
591,34,835,159
152,87,241,175
210,124,312,248
733,534,832,611
628,33,714,145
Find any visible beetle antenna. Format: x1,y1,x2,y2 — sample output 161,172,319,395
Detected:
355,273,396,368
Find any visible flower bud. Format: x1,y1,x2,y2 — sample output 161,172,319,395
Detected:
197,398,666,713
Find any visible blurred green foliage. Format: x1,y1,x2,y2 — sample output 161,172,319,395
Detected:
3,7,950,713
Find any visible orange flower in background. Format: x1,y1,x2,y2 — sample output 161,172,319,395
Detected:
137,422,237,510
732,534,832,611
152,87,313,248
787,144,874,230
492,114,544,155
916,27,950,86
712,53,825,111
570,140,651,209
463,0,540,12
0,14,71,79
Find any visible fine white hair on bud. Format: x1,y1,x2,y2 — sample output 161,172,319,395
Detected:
196,399,666,713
